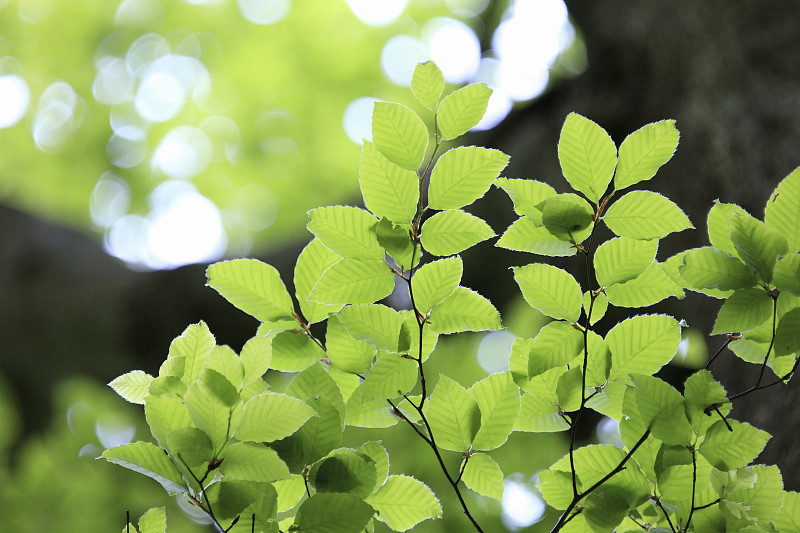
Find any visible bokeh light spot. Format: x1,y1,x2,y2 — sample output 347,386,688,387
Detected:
502,475,546,530
343,96,377,145
0,74,30,128
477,330,515,374
380,35,429,87
424,18,481,83
237,0,291,25
90,172,131,229
153,125,213,179
346,0,407,27
32,81,84,150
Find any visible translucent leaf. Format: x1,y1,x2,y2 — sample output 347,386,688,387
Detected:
437,83,492,140
424,375,480,451
366,475,442,531
555,365,582,411
774,253,800,295
307,206,382,260
270,330,324,372
584,489,629,532
683,370,729,434
362,354,418,402
236,392,315,443
614,120,679,190
400,314,439,360
372,101,428,171
166,427,213,469
273,397,343,471
730,210,788,283
558,112,617,204
495,216,577,256
309,259,394,304
310,451,377,499
765,166,800,252
512,263,583,322
678,246,756,291
144,396,192,449
345,383,398,428
184,369,240,450
540,193,594,243
204,345,245,391
528,321,583,377
583,290,608,325
294,238,346,324
376,218,420,270
514,392,570,432
337,303,404,352
206,259,295,322
707,202,746,257
729,337,796,377
603,190,693,239
775,307,800,356
494,177,557,217
357,441,390,491
607,314,681,379
629,374,692,446
538,469,574,509
428,286,501,334
287,364,346,422
469,372,520,450
594,237,658,287
137,507,166,533
462,453,504,501
699,420,771,471
168,322,215,387
711,288,772,334
726,465,783,528
220,442,291,482
326,315,375,374
411,61,444,110
427,146,509,210
605,263,684,307
411,256,462,315
102,441,186,494
240,336,272,386
772,491,800,531
421,209,495,256
109,370,154,405
293,493,375,533
359,141,419,224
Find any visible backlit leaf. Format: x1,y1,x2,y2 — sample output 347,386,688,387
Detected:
494,177,557,217
594,237,658,287
272,397,343,472
707,202,746,257
424,375,480,451
326,315,375,374
310,451,377,499
362,354,418,402
437,83,492,140
699,420,770,471
469,372,520,450
412,256,462,315
307,206,382,260
359,141,418,224
765,166,800,252
629,374,692,446
270,330,324,372
102,441,186,494
462,453,504,501
775,307,800,356
427,146,509,210
207,259,295,322
372,101,428,171
337,303,404,352
514,393,570,432
607,314,681,379
168,322,216,386
240,336,272,386
605,263,683,307
295,238,346,323
236,392,315,443
711,288,772,334
428,286,501,334
366,475,442,531
512,263,582,322
527,321,583,377
774,253,800,295
540,193,594,243
376,218,419,270
614,120,679,190
730,210,788,283
345,383,398,428
558,112,617,203
184,369,240,449
287,364,346,421
220,442,291,483
678,246,756,291
145,396,192,449
309,259,394,304
109,370,154,405
583,290,608,325
603,190,693,239
495,216,576,256
137,507,166,533
293,493,374,533
420,209,495,256
411,61,444,110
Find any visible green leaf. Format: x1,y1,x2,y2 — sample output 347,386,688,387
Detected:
220,442,291,482
707,202,747,257
307,206,382,260
437,83,492,140
420,209,495,256
538,469,575,509
366,475,442,531
236,392,315,443
345,383,398,428
540,193,594,242
711,288,773,334
558,112,617,204
514,392,570,432
293,493,375,533
512,263,583,322
730,210,789,283
270,330,324,372
102,441,186,494
137,507,166,533
309,258,394,304
362,354,418,402
603,190,693,239
427,146,509,210
494,177,557,217
584,489,629,532
678,246,756,291
376,218,420,270
628,374,692,446
462,453,504,501
594,237,658,287
274,397,343,471
295,238,347,323
765,166,800,252
528,321,583,377
204,345,245,391
206,259,295,322
166,427,213,469
412,256,462,315
310,451,377,498
183,373,240,451
426,287,499,335
144,396,192,449
699,420,771,471
109,370,154,405
726,465,783,528
357,441,390,490
168,322,216,386
337,303,404,352
774,253,800,295
614,120,679,190
496,216,577,256
775,308,800,356
372,101,428,171
359,141,419,224
411,61,444,110
607,314,681,378
555,365,583,411
683,370,729,434
772,491,800,531
469,372,520,450
604,263,683,307
326,315,376,374
287,364,346,422
583,290,608,325
240,336,272,386
424,375,480,451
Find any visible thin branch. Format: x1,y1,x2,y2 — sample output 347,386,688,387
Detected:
654,497,678,533
693,498,721,511
705,335,736,370
683,447,697,532
177,454,227,533
729,296,779,401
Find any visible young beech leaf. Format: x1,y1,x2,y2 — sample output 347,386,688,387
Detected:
729,210,788,283
207,259,295,322
603,190,693,239
494,177,557,217
239,336,272,386
583,290,608,325
359,141,419,224
726,465,783,527
287,364,346,421
583,489,629,532
144,396,192,449
168,322,216,386
411,255,462,315
555,365,583,411
411,60,444,110
326,315,375,374
427,146,509,210
420,209,495,256
184,370,241,450
594,237,658,287
496,216,577,256
437,83,492,140
772,490,800,531
309,258,394,304
428,286,501,334
538,469,575,510
293,493,375,533
707,202,747,257
527,321,583,377
101,441,187,494
357,441,390,490
219,441,291,483
699,420,771,471
614,120,680,190
272,396,344,472
337,303,404,352
345,382,398,428
765,165,800,252
604,263,684,307
109,370,154,405
204,345,245,391
469,372,520,450
514,392,570,432
606,314,681,379
558,112,617,204
362,354,418,402
629,374,692,446
711,287,772,334
269,330,323,372
678,246,756,291
308,450,377,499
774,253,800,295
376,218,420,270
235,392,315,443
512,263,583,323
539,193,594,243
424,375,481,451
372,101,428,171
462,453,504,501
366,475,442,531
307,206,382,260
775,307,800,356
137,507,166,533
295,238,347,323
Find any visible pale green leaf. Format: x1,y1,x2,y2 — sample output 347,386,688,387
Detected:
293,493,375,533
555,365,583,411
204,345,245,391
337,303,404,352
772,491,800,531
424,375,480,451
678,246,756,291
109,370,154,405
765,166,800,252
594,237,658,287
144,396,192,449
366,475,442,531
428,286,501,334
420,209,495,256
605,263,684,307
411,256,462,315
166,427,213,469
730,210,788,283
184,370,240,450
469,372,520,450
206,259,295,322
528,321,583,377
512,263,583,322
584,490,629,532
102,441,186,494
400,314,439,360
168,322,216,386
729,337,796,377
236,392,315,443
359,141,419,224
462,453,504,501
603,190,693,239
411,61,444,110
614,120,679,190
270,330,324,372
707,202,746,257
775,307,800,356
699,420,771,471
629,374,692,446
274,475,306,512
515,392,570,432
220,442,291,482
137,507,166,533
540,193,594,243
376,218,420,270
493,177,557,217
427,146,509,210
345,383,398,428
726,465,783,528
273,397,343,471
295,238,347,323
372,101,428,171
309,258,394,304
558,112,617,203
326,315,376,374
307,206,382,260
774,253,800,295
357,441,390,490
538,469,575,509
712,288,772,334
310,451,377,499
607,314,681,379
664,249,734,299
496,216,577,256
362,354,418,402
287,364,346,422
437,83,492,140
583,290,608,325
240,336,272,386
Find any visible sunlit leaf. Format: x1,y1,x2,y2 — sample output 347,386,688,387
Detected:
359,141,419,224
270,330,324,372
412,256,463,315
462,453,504,501
362,354,418,402
411,61,444,110
514,392,570,432
711,288,772,334
424,375,480,451
307,206,382,260
109,370,154,405
614,120,679,190
493,177,557,217
558,112,617,203
310,451,377,499
605,263,684,307
236,392,315,443
144,396,192,449
678,246,756,291
325,315,375,375
512,263,583,322
730,210,788,283
337,303,404,352
428,286,501,334
495,216,577,256
102,441,186,494
603,190,693,239
220,442,291,483
309,258,394,304
345,383,398,428
372,101,428,171
273,397,343,472
555,365,582,411
287,364,346,421
184,369,240,450
775,308,800,356
437,83,492,140
707,202,747,257
772,491,800,531
699,420,771,471
239,336,272,386
540,193,594,243
207,259,295,322
527,321,583,377
357,441,390,491
725,465,783,528
137,507,166,533
420,209,495,256
293,493,374,533
765,166,800,252
204,345,245,391
628,374,692,446
166,427,213,469
774,253,800,296
607,314,681,379
584,489,629,532
594,237,657,287
469,372,520,450
295,238,347,323
427,146,509,210
583,290,608,325
376,218,420,270
168,322,216,387
366,475,442,531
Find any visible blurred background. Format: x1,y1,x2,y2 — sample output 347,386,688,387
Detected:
1,0,799,531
